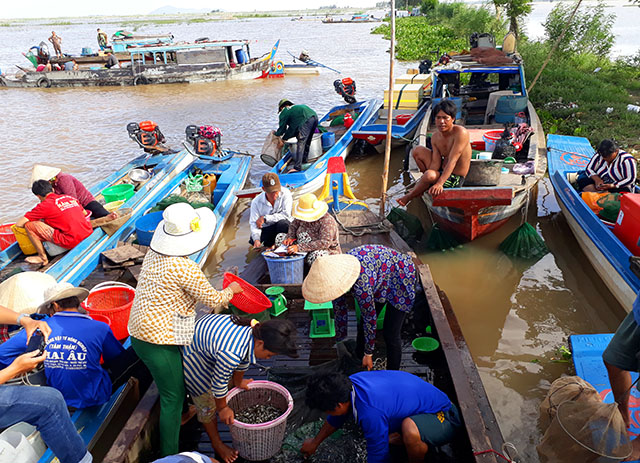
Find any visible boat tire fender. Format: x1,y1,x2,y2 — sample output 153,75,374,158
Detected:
133,75,149,86
36,76,51,88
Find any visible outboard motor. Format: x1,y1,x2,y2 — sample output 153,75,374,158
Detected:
185,125,224,158
334,77,357,104
127,121,169,154
418,59,432,75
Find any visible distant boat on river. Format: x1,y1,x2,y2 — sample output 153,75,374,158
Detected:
322,14,381,23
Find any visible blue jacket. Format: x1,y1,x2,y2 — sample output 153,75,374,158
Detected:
327,370,452,463
0,312,125,408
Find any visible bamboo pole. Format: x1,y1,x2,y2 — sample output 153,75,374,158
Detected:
379,0,396,218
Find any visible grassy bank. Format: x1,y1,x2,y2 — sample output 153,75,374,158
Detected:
375,14,640,149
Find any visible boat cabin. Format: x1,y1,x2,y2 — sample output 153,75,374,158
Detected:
128,40,252,68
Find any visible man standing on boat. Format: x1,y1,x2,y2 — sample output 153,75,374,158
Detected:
97,28,108,50
249,173,292,249
48,31,63,58
397,99,471,205
275,99,318,174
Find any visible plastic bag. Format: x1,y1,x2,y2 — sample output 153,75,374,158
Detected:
581,192,608,215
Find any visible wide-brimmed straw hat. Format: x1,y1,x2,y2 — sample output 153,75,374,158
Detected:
0,272,57,314
292,193,328,222
31,165,61,185
150,203,217,257
37,282,89,313
302,254,362,303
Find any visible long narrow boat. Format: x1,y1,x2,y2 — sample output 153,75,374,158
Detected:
1,40,279,88
267,98,379,197
547,134,640,312
322,14,382,23
408,55,546,241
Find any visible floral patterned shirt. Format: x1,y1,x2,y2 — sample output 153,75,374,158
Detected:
335,245,417,355
128,250,234,345
285,214,341,254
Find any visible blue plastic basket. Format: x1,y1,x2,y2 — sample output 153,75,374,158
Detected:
263,254,305,284
135,211,164,246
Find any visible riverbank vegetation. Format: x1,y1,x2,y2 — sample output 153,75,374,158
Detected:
373,1,640,148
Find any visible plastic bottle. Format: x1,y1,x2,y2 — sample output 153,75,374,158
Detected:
627,104,640,113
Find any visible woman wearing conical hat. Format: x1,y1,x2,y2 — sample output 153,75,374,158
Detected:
275,193,341,265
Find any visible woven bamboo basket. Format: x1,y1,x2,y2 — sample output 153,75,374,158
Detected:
227,380,294,461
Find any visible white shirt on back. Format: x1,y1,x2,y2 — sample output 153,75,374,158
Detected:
249,187,293,242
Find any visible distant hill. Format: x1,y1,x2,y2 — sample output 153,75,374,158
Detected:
149,5,211,14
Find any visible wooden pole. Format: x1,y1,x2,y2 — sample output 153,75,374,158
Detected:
379,0,396,219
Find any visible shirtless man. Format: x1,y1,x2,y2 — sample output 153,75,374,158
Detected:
397,99,471,205
48,31,62,58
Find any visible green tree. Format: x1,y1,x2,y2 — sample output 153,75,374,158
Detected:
493,0,532,38
421,0,438,15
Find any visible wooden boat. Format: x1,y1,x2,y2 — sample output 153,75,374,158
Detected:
283,63,320,75
322,14,382,23
101,210,506,463
1,40,279,88
547,134,640,312
267,98,380,197
408,55,546,241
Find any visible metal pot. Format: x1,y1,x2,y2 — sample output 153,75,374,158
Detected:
128,168,151,184
285,133,323,163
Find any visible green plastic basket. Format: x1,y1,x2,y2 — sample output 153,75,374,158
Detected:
412,337,440,352
102,184,135,203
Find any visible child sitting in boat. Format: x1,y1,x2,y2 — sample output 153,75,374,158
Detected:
398,99,471,205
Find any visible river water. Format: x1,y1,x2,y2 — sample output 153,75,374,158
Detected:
0,5,639,461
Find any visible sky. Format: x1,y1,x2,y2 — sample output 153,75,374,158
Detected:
1,0,378,19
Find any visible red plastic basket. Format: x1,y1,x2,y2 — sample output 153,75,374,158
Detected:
223,273,271,314
0,223,17,250
82,287,135,340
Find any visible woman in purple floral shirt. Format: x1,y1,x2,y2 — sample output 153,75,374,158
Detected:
302,245,418,370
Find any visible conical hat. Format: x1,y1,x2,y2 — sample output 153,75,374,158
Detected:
302,254,361,303
0,272,58,314
30,165,61,186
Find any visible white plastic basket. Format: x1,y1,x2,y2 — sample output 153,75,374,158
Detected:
227,380,294,461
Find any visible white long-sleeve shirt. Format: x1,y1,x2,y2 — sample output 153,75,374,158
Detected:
249,187,293,242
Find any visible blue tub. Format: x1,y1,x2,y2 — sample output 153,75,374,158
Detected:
321,132,335,150
235,49,248,65
135,211,164,246
263,254,305,284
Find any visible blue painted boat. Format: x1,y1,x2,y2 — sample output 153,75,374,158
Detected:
268,98,379,197
547,134,640,311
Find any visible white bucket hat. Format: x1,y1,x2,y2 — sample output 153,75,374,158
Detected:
302,254,362,303
150,203,217,257
292,193,329,223
0,272,58,314
37,282,90,313
31,165,61,186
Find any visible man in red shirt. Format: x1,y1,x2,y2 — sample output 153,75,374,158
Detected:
15,180,93,266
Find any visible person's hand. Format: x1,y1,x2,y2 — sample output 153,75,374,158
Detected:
21,317,51,344
599,183,615,190
282,238,295,246
287,244,299,254
234,378,253,390
362,354,373,371
301,438,319,457
276,138,285,149
256,216,265,229
428,183,444,197
253,240,262,249
594,180,604,190
218,406,235,425
228,282,244,294
10,350,46,375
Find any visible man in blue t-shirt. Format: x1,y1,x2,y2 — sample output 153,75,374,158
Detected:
0,283,125,408
301,370,461,463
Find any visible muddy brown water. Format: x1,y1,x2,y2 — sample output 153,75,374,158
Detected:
1,13,637,462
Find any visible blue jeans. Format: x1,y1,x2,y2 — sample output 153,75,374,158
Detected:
294,115,318,171
0,385,92,463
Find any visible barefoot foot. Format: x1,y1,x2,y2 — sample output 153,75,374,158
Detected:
213,442,239,463
25,256,47,267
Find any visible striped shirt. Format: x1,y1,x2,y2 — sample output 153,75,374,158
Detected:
585,150,637,189
182,314,256,398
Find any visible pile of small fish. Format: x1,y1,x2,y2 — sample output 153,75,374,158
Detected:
234,404,283,424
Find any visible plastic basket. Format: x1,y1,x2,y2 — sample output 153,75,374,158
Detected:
227,380,294,461
104,200,125,213
263,253,305,285
222,273,271,314
482,130,504,153
135,211,164,246
396,114,412,125
0,223,17,250
102,184,135,204
82,283,135,340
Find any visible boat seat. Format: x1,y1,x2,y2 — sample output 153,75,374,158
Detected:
44,241,68,257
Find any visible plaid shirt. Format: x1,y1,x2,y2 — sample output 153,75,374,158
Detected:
0,325,8,344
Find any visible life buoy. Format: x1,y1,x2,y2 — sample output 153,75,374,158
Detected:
132,75,149,86
36,76,51,88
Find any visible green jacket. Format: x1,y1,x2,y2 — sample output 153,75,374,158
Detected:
275,105,317,140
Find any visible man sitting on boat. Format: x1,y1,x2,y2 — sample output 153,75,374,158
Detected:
302,370,461,462
275,99,318,173
16,180,93,266
249,173,293,249
576,139,637,193
31,164,113,219
397,99,471,205
105,51,121,69
0,282,125,409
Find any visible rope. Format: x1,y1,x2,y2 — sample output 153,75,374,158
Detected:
527,0,584,94
474,442,521,462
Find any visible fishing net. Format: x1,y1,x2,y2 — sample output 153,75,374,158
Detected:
425,224,462,251
539,376,601,432
386,207,424,243
499,222,548,260
148,194,214,213
596,193,622,222
537,400,631,462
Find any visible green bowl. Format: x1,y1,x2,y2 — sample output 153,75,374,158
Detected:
412,337,440,352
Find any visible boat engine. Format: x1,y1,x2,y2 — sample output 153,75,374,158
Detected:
185,124,222,157
127,121,169,154
334,77,356,104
